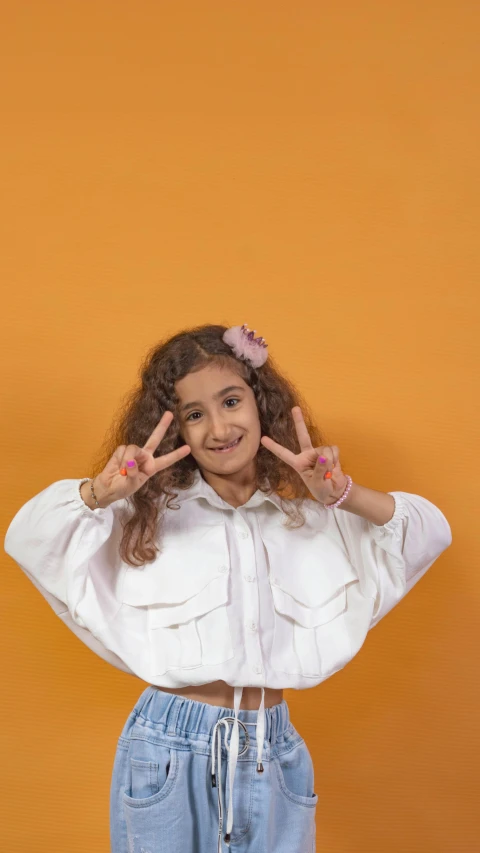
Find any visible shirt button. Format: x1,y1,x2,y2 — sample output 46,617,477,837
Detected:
247,621,257,632
254,664,263,674
244,575,255,582
238,530,249,539
218,565,229,574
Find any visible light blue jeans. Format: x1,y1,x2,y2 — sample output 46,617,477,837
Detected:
110,684,318,852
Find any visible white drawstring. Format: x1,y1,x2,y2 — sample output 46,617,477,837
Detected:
211,687,266,850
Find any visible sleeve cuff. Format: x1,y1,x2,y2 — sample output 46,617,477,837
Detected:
370,492,409,541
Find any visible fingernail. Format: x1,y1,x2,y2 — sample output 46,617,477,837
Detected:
120,468,127,476
324,471,332,479
318,456,326,463
127,460,136,467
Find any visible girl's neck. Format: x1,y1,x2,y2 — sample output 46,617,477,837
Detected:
199,468,257,508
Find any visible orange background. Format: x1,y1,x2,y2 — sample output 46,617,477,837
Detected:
1,2,478,850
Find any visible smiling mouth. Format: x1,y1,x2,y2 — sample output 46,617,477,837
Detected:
210,436,243,453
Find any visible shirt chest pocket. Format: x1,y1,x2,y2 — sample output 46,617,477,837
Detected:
264,528,360,679
120,534,235,676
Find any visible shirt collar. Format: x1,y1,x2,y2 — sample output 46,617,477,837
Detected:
172,468,285,512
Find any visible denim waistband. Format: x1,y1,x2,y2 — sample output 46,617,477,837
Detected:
132,685,291,747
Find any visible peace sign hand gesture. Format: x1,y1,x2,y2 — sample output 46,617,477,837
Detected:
90,411,191,507
260,406,348,506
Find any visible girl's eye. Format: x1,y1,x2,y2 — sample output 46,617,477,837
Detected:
186,398,239,421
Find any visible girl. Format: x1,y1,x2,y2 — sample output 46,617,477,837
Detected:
4,322,452,853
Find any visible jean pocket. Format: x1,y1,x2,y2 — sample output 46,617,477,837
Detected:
273,738,319,808
123,741,179,806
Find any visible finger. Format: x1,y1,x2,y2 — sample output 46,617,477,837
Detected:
331,445,340,467
119,445,145,476
314,446,335,479
153,444,191,473
321,446,340,470
143,411,175,454
114,445,128,476
291,406,313,453
260,435,299,469
113,446,127,464
315,446,332,464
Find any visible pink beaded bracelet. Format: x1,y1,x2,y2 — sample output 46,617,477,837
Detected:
323,474,353,510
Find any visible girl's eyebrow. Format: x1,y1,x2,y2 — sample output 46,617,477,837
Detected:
180,385,244,413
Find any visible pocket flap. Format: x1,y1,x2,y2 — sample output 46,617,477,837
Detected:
121,527,229,607
259,508,359,612
148,573,229,628
269,558,358,610
271,581,347,628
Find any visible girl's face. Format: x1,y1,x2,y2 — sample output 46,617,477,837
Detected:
174,364,261,478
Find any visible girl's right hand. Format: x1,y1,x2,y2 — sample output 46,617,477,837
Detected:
92,411,191,505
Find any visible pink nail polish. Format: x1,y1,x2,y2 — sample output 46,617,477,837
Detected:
127,460,136,467
318,456,326,463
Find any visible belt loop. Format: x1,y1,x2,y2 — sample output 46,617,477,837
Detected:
167,696,183,736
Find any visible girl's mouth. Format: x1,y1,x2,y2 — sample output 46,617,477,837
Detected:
210,436,243,453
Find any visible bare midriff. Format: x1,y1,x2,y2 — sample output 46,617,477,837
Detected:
152,680,283,710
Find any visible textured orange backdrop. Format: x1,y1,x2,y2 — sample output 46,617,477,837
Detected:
1,1,478,851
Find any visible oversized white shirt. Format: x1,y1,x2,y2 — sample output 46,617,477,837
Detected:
4,469,452,843
4,469,452,690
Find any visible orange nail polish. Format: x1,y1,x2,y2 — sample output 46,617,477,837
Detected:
120,468,127,476
324,471,332,479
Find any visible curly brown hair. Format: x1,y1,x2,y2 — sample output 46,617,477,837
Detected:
89,323,329,567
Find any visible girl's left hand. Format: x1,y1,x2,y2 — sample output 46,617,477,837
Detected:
260,406,349,506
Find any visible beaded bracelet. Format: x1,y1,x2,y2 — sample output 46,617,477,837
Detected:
323,474,353,510
78,477,100,508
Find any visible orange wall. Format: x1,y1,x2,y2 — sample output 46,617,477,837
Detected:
1,2,478,850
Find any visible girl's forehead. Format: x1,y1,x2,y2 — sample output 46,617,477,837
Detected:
175,365,248,402
178,365,244,390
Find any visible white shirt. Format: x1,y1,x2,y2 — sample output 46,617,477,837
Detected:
4,469,452,843
4,468,452,691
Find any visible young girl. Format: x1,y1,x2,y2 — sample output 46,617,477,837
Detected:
4,322,452,853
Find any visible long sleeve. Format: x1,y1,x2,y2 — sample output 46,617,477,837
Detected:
4,478,136,675
330,491,452,629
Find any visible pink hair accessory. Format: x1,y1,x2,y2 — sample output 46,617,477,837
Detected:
222,323,268,368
